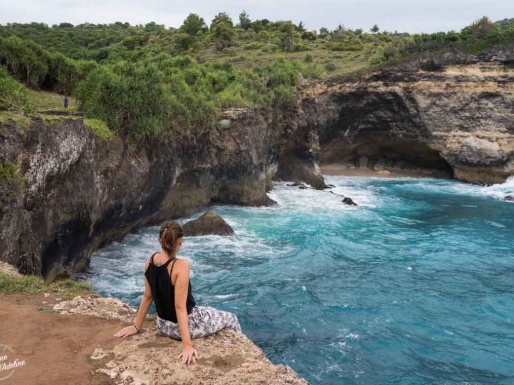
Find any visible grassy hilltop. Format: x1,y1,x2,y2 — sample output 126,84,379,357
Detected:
0,13,513,138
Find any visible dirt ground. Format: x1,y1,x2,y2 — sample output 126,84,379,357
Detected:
0,292,127,385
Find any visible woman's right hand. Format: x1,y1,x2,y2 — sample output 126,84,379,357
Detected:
178,344,198,364
114,325,138,338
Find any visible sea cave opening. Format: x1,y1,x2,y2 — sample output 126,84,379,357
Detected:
320,139,454,178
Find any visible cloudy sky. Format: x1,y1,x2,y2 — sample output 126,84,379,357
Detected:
0,0,512,33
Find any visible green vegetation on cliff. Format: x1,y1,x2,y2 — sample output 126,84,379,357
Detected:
0,67,31,112
0,161,19,182
0,270,92,299
83,118,114,140
0,161,23,200
0,14,512,137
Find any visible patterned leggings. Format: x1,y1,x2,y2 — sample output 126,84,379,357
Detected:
156,306,242,340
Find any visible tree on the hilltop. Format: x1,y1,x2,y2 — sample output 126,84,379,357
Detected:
463,16,496,39
330,28,346,42
279,22,297,52
181,13,207,36
238,11,252,30
250,21,264,33
211,12,234,30
371,24,379,33
302,30,317,41
212,22,235,52
297,21,305,32
121,31,149,50
172,33,197,51
143,22,165,34
319,27,329,39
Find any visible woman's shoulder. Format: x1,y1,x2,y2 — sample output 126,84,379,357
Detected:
174,258,191,269
144,252,159,272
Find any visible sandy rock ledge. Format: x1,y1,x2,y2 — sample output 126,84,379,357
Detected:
53,296,308,385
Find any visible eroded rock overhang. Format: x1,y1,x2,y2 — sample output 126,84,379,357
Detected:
302,57,514,184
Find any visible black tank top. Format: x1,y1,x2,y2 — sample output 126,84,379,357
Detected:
144,252,196,323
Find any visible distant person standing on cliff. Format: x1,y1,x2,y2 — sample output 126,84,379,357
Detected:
114,222,242,364
63,95,69,109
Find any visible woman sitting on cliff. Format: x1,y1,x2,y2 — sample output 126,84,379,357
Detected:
114,222,242,364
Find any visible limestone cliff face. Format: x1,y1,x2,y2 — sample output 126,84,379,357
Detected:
303,47,514,183
0,108,321,280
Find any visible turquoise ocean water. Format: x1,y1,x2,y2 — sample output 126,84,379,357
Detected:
87,176,514,385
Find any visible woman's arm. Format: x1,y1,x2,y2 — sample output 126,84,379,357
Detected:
114,259,153,338
174,259,198,364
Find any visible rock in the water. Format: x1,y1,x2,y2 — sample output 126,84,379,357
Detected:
298,185,309,190
287,182,303,187
342,197,358,206
504,195,514,202
182,211,235,236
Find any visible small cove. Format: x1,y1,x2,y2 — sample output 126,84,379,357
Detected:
87,176,514,385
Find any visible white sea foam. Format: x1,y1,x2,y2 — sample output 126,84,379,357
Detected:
268,178,380,215
481,176,514,201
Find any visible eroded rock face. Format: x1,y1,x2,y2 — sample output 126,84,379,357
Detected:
303,49,514,184
0,107,322,279
182,211,235,237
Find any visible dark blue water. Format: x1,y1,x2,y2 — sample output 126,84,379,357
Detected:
88,176,514,385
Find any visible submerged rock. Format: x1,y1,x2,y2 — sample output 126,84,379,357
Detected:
342,197,358,206
182,211,235,237
298,185,309,190
504,195,514,202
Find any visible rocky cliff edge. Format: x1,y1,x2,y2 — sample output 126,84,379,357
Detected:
0,262,307,385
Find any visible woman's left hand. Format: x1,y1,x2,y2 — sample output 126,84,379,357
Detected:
114,325,138,338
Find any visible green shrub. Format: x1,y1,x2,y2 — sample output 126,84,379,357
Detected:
304,53,314,63
0,161,18,182
292,60,326,79
261,44,280,53
0,36,49,88
0,67,31,112
76,57,218,136
244,42,262,50
84,118,114,140
324,62,337,72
